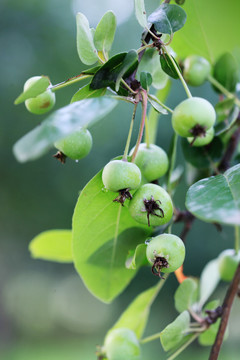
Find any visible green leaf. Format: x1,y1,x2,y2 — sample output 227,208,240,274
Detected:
134,0,148,28
213,52,238,93
115,50,138,92
70,84,106,103
90,52,138,92
76,12,98,65
110,283,162,339
125,243,148,270
72,171,150,303
94,11,117,54
160,311,190,352
173,0,240,63
29,230,72,263
214,99,239,135
13,97,117,163
148,4,187,35
14,76,50,105
140,72,152,90
198,259,220,308
186,164,240,226
174,278,198,313
137,48,168,90
148,94,168,114
181,137,223,169
160,53,181,79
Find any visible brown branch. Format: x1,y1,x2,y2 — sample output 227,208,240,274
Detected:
174,209,195,243
209,262,240,360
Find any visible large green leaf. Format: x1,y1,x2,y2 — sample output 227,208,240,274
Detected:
13,97,117,162
76,12,98,65
160,311,190,352
115,50,138,91
72,171,150,303
110,282,163,339
148,4,187,35
186,164,240,225
125,243,148,270
14,76,50,105
173,0,240,63
94,11,117,55
29,230,72,263
134,0,148,28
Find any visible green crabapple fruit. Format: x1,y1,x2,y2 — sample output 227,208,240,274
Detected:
24,76,55,115
104,328,141,360
129,183,173,227
187,126,214,147
183,55,211,87
102,160,141,192
146,233,185,275
218,249,240,282
172,97,216,138
54,128,92,160
130,143,169,182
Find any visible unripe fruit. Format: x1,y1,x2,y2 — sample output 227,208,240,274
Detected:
24,76,55,115
218,249,240,282
187,127,214,147
129,183,173,227
54,128,92,160
146,234,185,273
183,55,211,87
130,143,169,182
172,97,216,138
102,160,141,192
104,328,141,360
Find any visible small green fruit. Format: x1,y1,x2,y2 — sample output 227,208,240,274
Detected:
187,127,214,147
183,55,211,87
172,97,216,138
54,128,92,160
102,160,141,192
218,249,240,282
24,76,55,115
129,183,173,227
130,143,169,182
146,234,185,273
104,328,141,360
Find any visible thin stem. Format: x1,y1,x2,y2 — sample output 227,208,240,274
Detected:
235,226,240,254
140,332,162,344
110,95,136,104
148,93,174,113
131,90,148,162
163,45,192,99
207,75,240,108
137,43,154,54
209,263,240,360
167,132,178,194
123,103,138,160
50,74,92,92
144,115,150,148
167,333,199,360
121,79,138,95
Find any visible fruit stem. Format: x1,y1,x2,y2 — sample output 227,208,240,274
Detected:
123,103,138,161
144,115,151,148
162,45,192,99
167,333,200,360
207,75,240,108
50,75,92,92
167,132,178,195
140,332,162,344
131,90,148,162
137,43,154,54
235,225,240,254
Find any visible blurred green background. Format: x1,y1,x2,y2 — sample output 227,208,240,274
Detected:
1,0,239,359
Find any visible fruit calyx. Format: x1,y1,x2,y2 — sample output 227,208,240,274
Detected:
151,256,169,278
142,196,164,227
113,188,132,206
